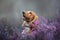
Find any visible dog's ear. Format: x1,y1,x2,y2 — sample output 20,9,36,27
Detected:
29,12,32,14
22,11,25,17
23,14,25,17
22,11,25,14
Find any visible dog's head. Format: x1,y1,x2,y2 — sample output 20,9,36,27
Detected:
22,11,36,22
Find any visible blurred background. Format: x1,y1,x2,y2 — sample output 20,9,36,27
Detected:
0,0,60,40
0,0,60,23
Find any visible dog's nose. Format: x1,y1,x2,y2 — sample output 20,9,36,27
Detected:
22,11,25,14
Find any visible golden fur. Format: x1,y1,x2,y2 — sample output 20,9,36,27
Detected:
22,11,38,35
22,11,38,23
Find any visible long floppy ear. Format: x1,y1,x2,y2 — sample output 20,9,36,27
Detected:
31,16,38,23
29,11,38,23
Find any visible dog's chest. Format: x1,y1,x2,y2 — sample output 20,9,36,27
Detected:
24,22,30,27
